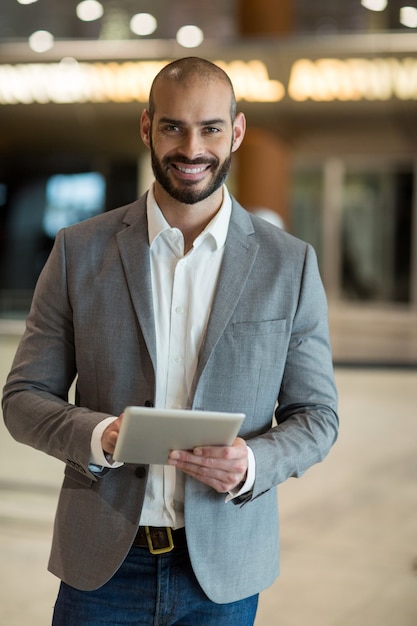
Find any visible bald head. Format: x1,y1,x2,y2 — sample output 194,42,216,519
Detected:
149,57,237,122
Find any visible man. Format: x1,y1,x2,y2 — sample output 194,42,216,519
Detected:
2,57,339,625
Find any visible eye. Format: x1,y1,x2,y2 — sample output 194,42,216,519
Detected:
203,127,220,134
164,124,180,133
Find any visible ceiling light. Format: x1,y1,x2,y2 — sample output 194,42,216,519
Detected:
17,0,39,4
130,13,157,36
28,30,54,53
59,57,80,68
176,25,204,48
400,6,417,27
360,0,387,10
76,0,104,22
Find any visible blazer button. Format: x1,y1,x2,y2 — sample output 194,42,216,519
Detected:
144,400,153,407
135,466,147,479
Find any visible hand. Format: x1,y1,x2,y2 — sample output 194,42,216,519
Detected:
101,414,124,455
167,437,248,493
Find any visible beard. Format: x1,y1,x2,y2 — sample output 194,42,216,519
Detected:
150,142,232,205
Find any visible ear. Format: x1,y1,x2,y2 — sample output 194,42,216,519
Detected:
140,109,151,148
231,112,246,153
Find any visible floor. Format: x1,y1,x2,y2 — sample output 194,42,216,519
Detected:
1,367,417,626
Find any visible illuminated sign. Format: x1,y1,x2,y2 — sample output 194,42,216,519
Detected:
289,57,417,101
0,56,417,105
0,59,284,105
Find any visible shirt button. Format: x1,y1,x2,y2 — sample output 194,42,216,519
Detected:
175,306,185,314
174,355,183,363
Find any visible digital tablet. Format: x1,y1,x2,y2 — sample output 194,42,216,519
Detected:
113,406,246,465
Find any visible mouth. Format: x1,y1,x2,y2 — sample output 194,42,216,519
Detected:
174,164,209,175
169,162,212,182
165,157,216,184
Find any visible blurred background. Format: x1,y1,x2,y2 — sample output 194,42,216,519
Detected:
0,1,416,624
1,0,417,365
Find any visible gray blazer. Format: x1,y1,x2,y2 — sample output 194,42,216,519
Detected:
2,193,338,604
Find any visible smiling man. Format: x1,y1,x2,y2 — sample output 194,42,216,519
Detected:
140,59,245,250
3,57,339,626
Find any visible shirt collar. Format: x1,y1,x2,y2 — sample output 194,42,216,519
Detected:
147,183,232,251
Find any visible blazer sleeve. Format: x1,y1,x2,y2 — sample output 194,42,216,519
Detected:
245,243,339,502
2,229,113,478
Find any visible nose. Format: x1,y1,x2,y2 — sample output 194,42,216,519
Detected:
178,129,204,160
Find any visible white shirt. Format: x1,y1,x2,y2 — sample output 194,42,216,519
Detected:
90,184,255,527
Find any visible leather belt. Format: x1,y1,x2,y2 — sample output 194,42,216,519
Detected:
133,526,187,554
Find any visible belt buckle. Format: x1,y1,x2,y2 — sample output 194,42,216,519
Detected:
145,526,174,555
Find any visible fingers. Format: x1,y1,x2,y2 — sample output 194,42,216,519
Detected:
194,436,247,461
168,437,248,493
101,414,123,455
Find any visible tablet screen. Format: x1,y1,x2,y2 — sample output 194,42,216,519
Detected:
113,406,245,465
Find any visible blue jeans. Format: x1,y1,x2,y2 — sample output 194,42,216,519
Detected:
52,545,259,625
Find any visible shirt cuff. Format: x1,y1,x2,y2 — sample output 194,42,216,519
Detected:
225,445,255,502
90,416,124,469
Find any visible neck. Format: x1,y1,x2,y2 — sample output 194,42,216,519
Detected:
154,184,223,253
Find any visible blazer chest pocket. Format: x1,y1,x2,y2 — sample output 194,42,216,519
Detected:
233,318,287,337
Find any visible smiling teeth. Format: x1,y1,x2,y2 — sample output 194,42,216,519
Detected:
177,166,206,174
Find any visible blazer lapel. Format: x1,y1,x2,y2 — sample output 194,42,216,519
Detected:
193,201,259,385
115,196,258,390
116,197,157,372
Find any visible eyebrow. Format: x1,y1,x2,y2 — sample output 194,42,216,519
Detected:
157,116,228,127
